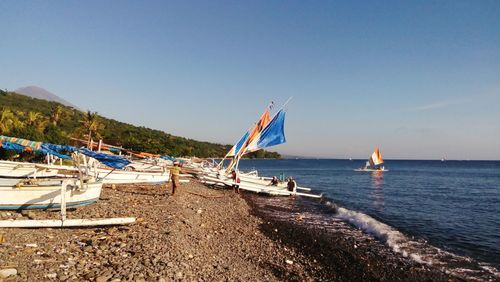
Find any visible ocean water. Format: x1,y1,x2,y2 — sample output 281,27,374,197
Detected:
238,159,500,279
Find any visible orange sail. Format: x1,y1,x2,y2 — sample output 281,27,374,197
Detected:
369,147,384,166
236,110,271,157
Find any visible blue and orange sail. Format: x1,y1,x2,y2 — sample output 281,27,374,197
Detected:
244,110,286,153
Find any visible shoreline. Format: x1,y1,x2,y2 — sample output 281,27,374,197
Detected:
0,180,476,281
244,194,454,281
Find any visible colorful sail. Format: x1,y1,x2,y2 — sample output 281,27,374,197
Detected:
233,110,271,158
226,131,250,157
245,110,286,153
369,147,384,167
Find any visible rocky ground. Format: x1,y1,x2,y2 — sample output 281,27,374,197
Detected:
0,180,465,281
0,181,322,281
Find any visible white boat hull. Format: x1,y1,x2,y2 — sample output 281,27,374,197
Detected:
0,179,103,210
200,175,322,198
96,169,170,184
354,168,389,172
0,160,58,178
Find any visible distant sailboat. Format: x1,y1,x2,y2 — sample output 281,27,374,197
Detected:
355,147,388,172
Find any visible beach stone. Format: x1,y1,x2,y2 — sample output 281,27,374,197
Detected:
28,212,36,219
0,268,17,278
44,272,57,279
95,275,111,282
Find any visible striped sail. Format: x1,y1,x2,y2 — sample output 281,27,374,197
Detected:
245,110,286,153
369,147,384,166
226,131,250,157
225,110,271,172
234,110,271,158
0,135,42,150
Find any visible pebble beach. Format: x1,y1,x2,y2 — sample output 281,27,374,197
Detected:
0,181,460,281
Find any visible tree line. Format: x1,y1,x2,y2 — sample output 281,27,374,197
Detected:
0,90,281,159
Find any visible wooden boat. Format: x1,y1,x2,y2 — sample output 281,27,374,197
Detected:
43,163,171,185
355,147,389,172
0,177,102,210
200,175,322,198
93,168,170,184
237,172,312,191
0,178,136,228
0,160,58,178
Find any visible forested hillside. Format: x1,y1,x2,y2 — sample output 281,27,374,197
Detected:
0,90,280,158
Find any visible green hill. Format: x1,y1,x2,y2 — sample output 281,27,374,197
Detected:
0,89,280,158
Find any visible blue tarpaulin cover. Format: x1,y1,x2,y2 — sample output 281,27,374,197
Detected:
0,141,26,151
78,148,131,169
43,143,78,153
39,144,73,160
0,141,73,160
160,155,177,161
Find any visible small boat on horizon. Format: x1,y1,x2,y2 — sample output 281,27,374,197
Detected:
355,147,388,172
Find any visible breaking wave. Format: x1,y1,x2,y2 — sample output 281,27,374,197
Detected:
328,203,499,280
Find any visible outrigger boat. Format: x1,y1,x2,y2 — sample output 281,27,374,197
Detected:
199,174,322,198
0,136,136,227
196,100,322,198
0,160,59,178
355,147,388,172
0,177,103,210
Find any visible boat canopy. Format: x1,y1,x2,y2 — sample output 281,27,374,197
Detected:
78,148,131,169
0,135,131,169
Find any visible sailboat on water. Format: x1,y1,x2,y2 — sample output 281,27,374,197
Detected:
355,147,388,172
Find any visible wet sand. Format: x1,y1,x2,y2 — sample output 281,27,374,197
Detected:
0,180,462,281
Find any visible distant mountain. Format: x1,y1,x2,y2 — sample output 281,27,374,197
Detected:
14,86,78,109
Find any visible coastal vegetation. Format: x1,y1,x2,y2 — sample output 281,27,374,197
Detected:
0,89,280,158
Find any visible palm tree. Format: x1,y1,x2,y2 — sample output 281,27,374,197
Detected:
26,111,41,126
50,105,63,126
25,111,48,134
0,108,23,134
81,111,102,148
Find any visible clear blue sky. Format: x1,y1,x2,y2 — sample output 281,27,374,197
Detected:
1,1,499,159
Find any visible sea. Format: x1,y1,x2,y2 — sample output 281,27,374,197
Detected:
238,159,500,280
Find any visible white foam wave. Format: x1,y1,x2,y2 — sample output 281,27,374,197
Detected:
335,207,434,265
334,206,500,279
